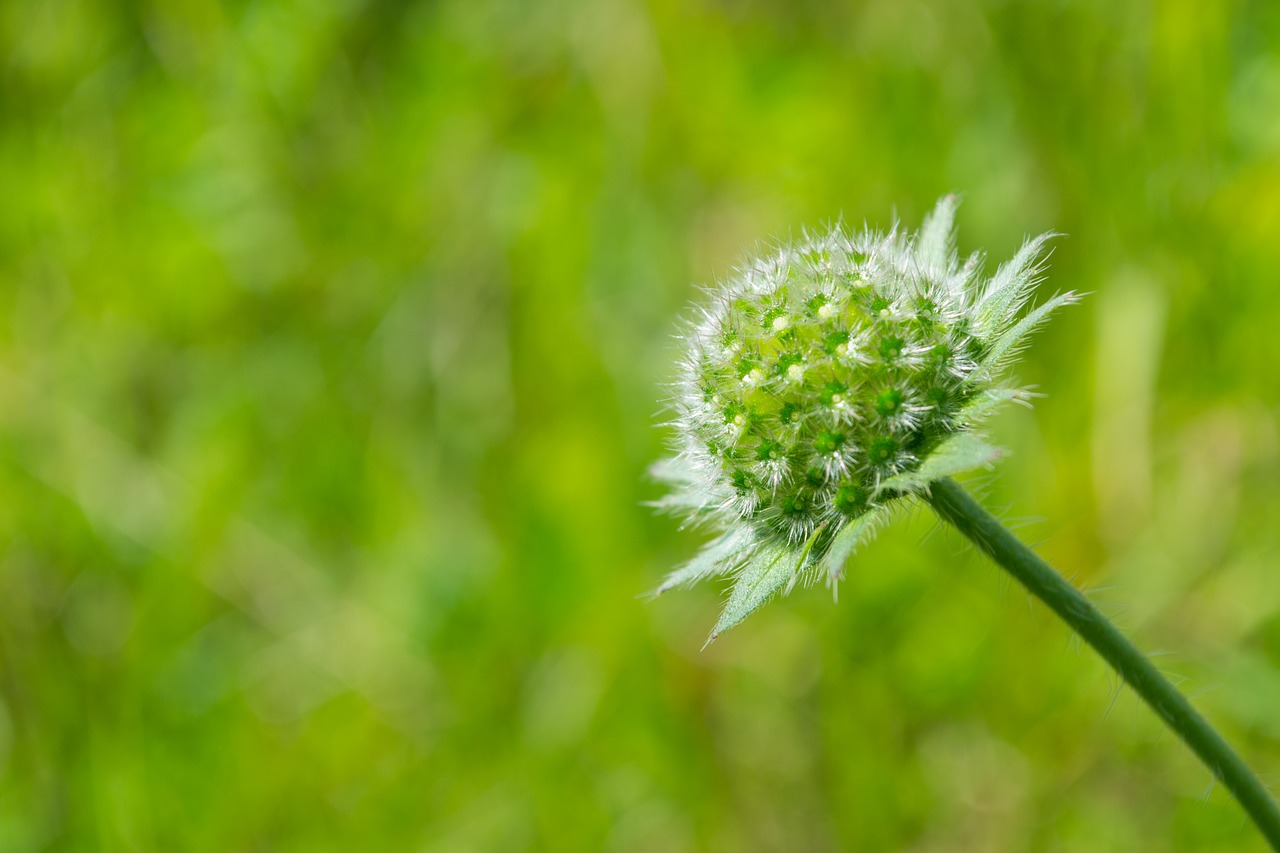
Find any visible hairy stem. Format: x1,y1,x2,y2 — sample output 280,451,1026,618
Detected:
926,477,1280,849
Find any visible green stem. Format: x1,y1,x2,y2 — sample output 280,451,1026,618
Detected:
926,477,1280,849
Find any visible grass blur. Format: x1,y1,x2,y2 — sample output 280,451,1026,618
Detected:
2,0,1280,850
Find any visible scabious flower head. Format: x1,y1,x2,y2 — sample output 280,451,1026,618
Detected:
653,196,1077,639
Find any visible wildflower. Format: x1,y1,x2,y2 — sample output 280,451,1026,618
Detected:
652,196,1077,638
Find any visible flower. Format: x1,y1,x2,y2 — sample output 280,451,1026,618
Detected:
652,196,1077,639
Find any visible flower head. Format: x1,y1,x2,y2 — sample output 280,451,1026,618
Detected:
653,196,1077,639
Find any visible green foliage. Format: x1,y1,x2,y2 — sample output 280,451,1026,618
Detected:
709,540,796,642
879,432,1004,495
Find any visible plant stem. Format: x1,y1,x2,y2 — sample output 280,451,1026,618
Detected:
926,477,1280,850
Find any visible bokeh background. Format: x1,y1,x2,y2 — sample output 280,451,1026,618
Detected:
2,0,1280,850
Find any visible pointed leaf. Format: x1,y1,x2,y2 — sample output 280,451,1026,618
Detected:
975,233,1056,337
649,456,698,487
646,487,716,515
819,509,886,585
917,195,959,271
785,523,829,595
709,541,796,639
982,290,1080,372
956,387,1029,425
878,432,1003,495
647,456,719,517
654,526,755,596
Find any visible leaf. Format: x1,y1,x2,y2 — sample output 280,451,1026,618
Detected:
646,488,715,515
915,433,1001,480
709,541,796,640
649,456,698,487
654,526,755,596
916,194,959,271
981,290,1080,372
646,456,717,516
878,432,1003,494
785,523,829,595
818,509,886,586
974,233,1056,337
956,387,1029,425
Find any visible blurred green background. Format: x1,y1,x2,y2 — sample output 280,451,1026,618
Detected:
2,0,1280,850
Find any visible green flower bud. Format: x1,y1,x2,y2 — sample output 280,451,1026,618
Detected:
652,196,1078,639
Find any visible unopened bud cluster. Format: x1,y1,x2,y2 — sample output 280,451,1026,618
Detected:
655,198,1076,633
681,228,978,547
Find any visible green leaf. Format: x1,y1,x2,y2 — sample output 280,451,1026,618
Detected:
646,488,715,515
818,509,885,585
917,195,959,270
709,541,796,640
974,232,1056,337
878,432,1003,494
785,522,830,595
647,457,717,516
654,526,754,596
956,387,1029,425
982,290,1080,372
649,456,698,487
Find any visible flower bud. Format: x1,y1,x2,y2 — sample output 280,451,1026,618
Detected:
654,196,1077,638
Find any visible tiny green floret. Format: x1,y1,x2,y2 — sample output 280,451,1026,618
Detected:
653,196,1077,637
